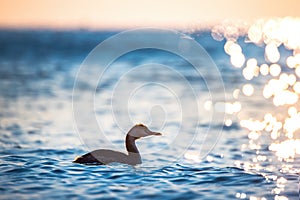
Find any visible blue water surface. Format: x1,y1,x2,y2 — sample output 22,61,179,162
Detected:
0,29,299,200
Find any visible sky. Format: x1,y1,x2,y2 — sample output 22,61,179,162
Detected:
0,0,299,29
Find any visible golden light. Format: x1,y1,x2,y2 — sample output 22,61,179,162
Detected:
263,76,289,99
242,68,253,80
214,101,241,114
269,64,281,76
247,19,264,44
293,82,300,93
287,106,297,116
264,113,273,122
263,84,274,99
284,114,300,135
286,56,296,68
240,119,265,132
288,74,296,86
271,131,279,140
242,84,254,96
279,73,289,84
211,25,225,41
260,64,269,76
225,119,233,126
282,18,300,50
294,53,300,65
247,58,258,67
273,90,298,106
219,17,300,164
269,139,300,161
225,102,235,114
224,41,242,55
265,42,280,63
295,66,300,77
233,89,240,99
230,53,245,68
233,101,242,112
248,131,260,140
243,58,260,80
266,78,288,94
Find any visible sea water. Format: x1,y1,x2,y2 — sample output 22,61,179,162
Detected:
0,21,300,200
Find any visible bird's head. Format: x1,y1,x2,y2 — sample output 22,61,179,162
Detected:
128,124,162,139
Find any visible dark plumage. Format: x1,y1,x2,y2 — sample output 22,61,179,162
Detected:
73,124,161,165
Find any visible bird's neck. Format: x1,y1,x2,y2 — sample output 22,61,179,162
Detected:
125,134,142,164
125,134,139,153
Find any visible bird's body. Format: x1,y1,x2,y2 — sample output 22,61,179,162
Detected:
73,124,161,165
73,149,137,165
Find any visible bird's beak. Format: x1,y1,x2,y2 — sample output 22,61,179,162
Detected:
153,132,162,136
150,131,162,136
147,129,162,136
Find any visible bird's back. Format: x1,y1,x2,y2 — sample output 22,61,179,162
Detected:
73,149,129,165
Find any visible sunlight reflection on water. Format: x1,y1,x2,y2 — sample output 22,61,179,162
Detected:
209,17,300,199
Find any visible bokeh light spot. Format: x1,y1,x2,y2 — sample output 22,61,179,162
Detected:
269,64,281,76
242,84,254,96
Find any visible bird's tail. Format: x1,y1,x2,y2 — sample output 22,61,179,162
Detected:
73,153,103,165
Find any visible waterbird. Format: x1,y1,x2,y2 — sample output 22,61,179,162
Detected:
73,124,162,165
